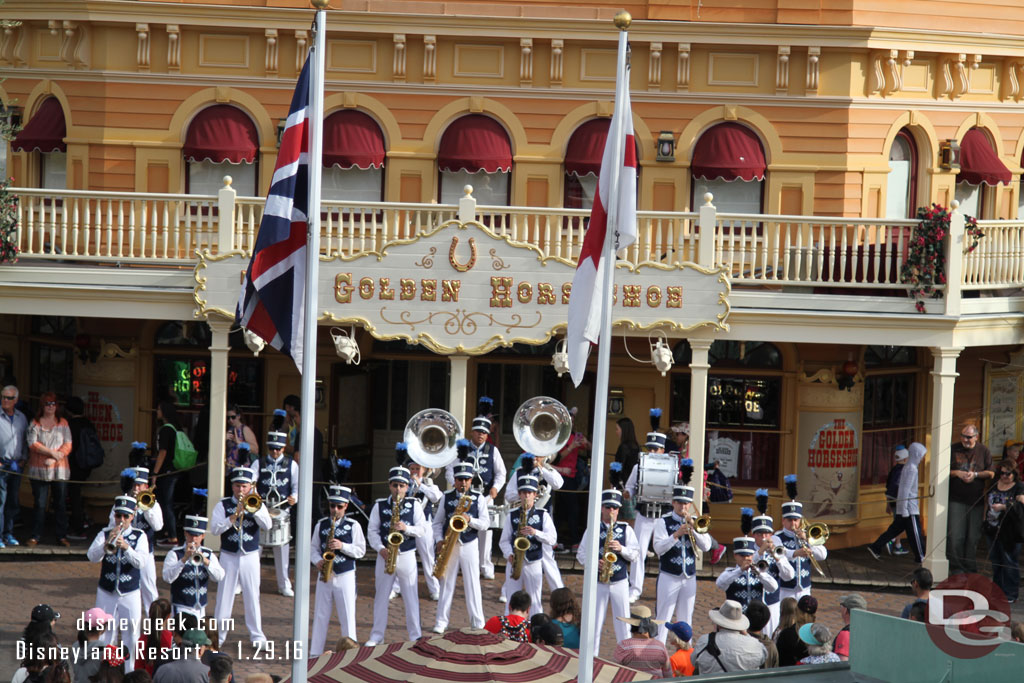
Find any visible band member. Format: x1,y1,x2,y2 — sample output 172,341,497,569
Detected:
445,397,506,580
773,475,827,601
255,427,298,597
653,483,711,642
751,488,793,634
506,451,565,592
162,514,224,619
624,408,669,602
576,489,639,651
717,511,778,610
87,495,148,672
408,460,442,601
211,466,272,646
113,467,163,614
432,460,489,633
499,474,556,617
366,462,428,646
310,485,366,656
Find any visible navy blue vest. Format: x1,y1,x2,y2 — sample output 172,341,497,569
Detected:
219,497,261,554
97,528,143,595
132,508,156,553
509,506,545,563
760,556,782,606
725,567,767,608
376,496,418,553
658,512,698,578
470,442,497,491
441,490,480,544
599,521,630,583
776,530,812,590
257,456,293,502
169,546,214,609
317,516,357,575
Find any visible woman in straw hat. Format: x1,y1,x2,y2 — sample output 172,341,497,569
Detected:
611,605,671,678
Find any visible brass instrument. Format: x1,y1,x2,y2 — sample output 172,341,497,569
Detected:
187,543,205,566
684,512,712,555
320,515,338,582
136,488,157,511
432,491,472,578
598,523,617,583
105,523,126,555
512,397,572,509
404,408,462,469
755,558,770,573
511,502,533,580
798,519,829,578
384,495,404,575
233,492,263,531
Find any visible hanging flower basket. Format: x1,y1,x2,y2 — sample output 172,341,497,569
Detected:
900,203,984,313
0,177,17,265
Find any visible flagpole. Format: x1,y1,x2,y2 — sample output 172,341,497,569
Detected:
577,13,630,683
291,3,327,683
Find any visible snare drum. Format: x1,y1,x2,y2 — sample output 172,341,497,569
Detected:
260,507,292,547
488,503,508,530
636,452,679,505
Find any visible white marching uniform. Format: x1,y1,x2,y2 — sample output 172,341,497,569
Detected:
309,515,366,656
367,496,428,644
652,512,712,642
87,528,149,672
625,463,661,600
576,521,639,652
499,505,556,618
506,465,565,592
108,503,163,615
162,544,225,618
210,498,273,645
432,489,489,631
255,456,300,594
716,564,779,609
773,528,827,601
445,444,506,578
752,547,795,635
410,477,443,599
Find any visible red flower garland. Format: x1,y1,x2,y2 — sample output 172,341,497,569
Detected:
900,203,984,313
0,177,17,264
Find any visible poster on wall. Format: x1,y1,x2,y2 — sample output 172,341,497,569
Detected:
796,412,861,522
707,435,741,479
73,384,135,493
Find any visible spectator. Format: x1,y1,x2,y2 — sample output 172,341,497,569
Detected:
72,607,113,683
744,601,779,669
153,630,210,683
551,418,589,547
611,605,672,678
702,463,729,564
18,632,60,683
66,396,103,539
199,627,223,666
669,422,689,458
693,599,766,674
665,621,695,677
207,656,231,683
531,621,564,646
797,623,840,665
833,594,866,661
868,443,926,563
772,596,797,639
137,600,173,675
1003,441,1022,478
1010,621,1024,643
867,446,909,558
0,383,28,548
611,418,640,495
224,405,258,470
332,637,359,652
900,567,932,619
775,595,816,666
123,671,151,683
26,391,72,547
484,590,531,642
153,402,182,547
548,587,581,648
948,424,994,575
908,602,927,623
984,460,1024,603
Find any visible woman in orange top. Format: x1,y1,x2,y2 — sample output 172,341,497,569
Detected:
666,620,695,676
26,391,73,547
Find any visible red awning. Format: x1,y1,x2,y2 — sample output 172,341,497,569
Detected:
565,119,610,177
438,115,512,173
323,110,385,169
959,128,1011,186
182,105,259,164
12,98,66,153
691,122,766,181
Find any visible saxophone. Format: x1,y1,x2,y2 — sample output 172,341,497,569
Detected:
319,514,338,583
384,495,404,575
598,522,617,583
432,491,471,579
511,502,532,580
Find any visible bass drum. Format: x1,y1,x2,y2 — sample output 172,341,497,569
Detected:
260,507,292,547
636,452,679,505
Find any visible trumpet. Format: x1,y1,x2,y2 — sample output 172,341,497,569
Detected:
798,519,829,578
136,488,157,511
105,523,126,555
233,492,262,531
187,543,205,565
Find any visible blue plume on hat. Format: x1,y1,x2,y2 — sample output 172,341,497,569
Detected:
680,458,694,485
337,458,351,469
273,408,287,417
120,468,136,493
131,441,147,450
740,507,754,535
191,488,208,515
128,442,148,468
333,458,352,484
649,408,662,432
784,474,798,501
395,441,408,465
270,409,287,432
237,442,250,451
755,488,769,515
477,396,494,417
192,488,208,498
456,438,471,461
609,461,622,472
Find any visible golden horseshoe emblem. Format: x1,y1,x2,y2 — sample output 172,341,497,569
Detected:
449,236,477,273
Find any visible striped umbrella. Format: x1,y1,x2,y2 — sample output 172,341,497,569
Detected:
291,628,654,683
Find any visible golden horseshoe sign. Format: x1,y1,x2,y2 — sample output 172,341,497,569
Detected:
449,236,477,272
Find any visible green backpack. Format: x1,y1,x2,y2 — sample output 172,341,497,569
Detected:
172,428,199,470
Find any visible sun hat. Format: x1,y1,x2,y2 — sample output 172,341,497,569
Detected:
708,599,749,631
615,604,666,627
799,622,832,646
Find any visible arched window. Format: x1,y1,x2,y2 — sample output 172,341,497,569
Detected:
12,97,66,189
183,105,259,196
322,110,385,201
886,130,917,218
690,122,766,214
437,115,511,206
956,128,1011,218
563,119,641,210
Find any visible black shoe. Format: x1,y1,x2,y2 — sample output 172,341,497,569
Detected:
866,546,880,560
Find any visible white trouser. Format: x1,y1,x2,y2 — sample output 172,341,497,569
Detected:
309,569,357,656
435,539,484,630
766,600,780,637
171,604,206,620
503,559,543,618
655,572,697,642
215,551,266,645
416,528,440,597
629,513,656,599
141,553,158,614
780,585,811,605
272,542,292,592
95,588,141,673
591,579,631,653
541,543,565,591
369,550,421,643
479,528,495,577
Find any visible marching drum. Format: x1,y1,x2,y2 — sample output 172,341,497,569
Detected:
260,507,292,547
637,452,679,505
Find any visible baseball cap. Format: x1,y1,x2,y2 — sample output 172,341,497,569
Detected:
839,594,868,610
182,629,212,646
797,595,818,615
31,605,60,622
82,607,113,629
665,621,692,642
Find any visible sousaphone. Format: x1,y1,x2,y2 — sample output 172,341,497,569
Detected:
513,396,572,507
403,408,463,470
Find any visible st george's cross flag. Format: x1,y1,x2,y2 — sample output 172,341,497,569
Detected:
566,37,637,387
236,57,312,371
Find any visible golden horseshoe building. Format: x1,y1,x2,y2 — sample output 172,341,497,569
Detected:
2,0,1024,581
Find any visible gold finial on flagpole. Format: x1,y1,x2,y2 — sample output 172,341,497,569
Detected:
311,0,329,9
613,11,632,30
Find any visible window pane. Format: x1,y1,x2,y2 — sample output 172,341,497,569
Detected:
564,173,598,210
861,373,915,485
32,344,73,399
441,169,509,205
694,177,762,214
705,429,779,488
322,166,383,202
955,182,981,218
886,159,911,219
189,160,256,196
707,377,780,429
41,151,67,189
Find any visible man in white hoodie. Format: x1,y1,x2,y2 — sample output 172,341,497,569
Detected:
867,442,925,563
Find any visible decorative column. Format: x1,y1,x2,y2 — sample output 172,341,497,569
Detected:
449,355,469,432
205,318,232,550
687,338,713,508
925,346,962,582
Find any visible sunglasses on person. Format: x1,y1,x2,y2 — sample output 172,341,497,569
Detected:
329,503,347,509
227,414,238,420
1000,471,1015,477
960,433,977,440
1,395,15,401
44,401,57,406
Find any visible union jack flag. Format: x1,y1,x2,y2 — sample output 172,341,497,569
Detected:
236,56,312,371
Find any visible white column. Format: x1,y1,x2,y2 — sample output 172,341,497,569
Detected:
697,193,717,265
205,318,231,551
944,202,965,316
449,355,469,432
925,346,961,582
217,177,236,253
687,337,712,503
